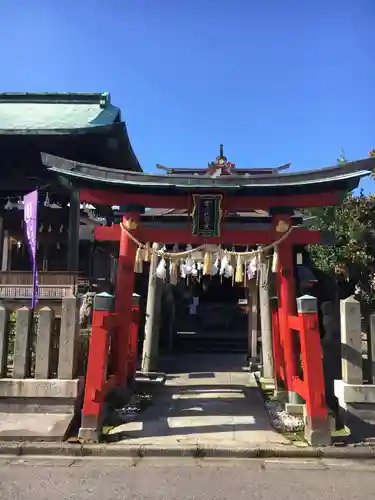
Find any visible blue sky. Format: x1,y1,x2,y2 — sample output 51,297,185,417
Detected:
0,0,374,191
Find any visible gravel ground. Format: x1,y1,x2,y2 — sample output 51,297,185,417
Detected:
266,400,304,433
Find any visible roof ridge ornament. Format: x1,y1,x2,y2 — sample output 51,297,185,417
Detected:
208,144,235,176
216,144,228,165
336,149,347,165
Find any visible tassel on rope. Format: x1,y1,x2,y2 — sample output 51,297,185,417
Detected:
220,256,233,280
203,251,212,275
235,255,244,283
227,264,234,279
143,243,151,262
134,247,143,273
244,246,249,287
191,262,198,277
156,258,167,280
212,257,219,276
180,260,187,279
247,255,258,280
230,246,236,267
219,256,228,276
169,260,178,285
185,256,193,275
231,251,236,285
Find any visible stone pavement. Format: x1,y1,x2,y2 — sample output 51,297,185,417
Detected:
108,354,288,447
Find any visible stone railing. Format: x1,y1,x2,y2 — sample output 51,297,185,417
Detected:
0,297,81,441
334,296,375,438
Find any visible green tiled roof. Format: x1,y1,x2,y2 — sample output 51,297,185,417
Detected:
0,92,120,133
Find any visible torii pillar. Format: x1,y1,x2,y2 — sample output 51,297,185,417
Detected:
113,208,141,387
272,211,299,403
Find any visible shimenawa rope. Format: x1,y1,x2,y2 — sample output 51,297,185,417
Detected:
120,222,294,259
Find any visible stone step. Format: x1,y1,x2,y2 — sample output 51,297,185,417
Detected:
176,330,248,339
175,339,248,353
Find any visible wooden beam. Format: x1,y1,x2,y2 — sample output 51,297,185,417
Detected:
95,226,121,241
94,225,323,246
79,188,343,211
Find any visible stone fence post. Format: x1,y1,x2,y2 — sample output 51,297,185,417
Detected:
13,307,32,378
0,306,9,377
334,297,375,437
58,296,80,380
340,296,363,385
35,306,54,379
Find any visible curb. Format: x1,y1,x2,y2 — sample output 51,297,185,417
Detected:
1,442,375,460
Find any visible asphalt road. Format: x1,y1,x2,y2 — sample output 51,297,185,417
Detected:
1,457,375,500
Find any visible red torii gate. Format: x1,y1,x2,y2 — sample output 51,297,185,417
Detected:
41,151,375,444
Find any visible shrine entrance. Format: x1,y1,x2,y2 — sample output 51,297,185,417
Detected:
41,146,374,445
170,273,249,353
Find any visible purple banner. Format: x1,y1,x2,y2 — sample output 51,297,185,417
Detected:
23,190,39,309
